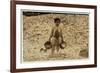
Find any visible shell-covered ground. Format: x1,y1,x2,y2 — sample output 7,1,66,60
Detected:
22,13,89,62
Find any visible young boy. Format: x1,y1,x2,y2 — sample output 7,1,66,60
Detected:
49,18,64,56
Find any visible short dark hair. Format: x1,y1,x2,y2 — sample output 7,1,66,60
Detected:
54,18,61,22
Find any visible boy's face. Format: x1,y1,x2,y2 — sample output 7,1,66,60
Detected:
55,20,60,26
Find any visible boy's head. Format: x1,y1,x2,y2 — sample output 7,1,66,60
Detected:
54,18,61,26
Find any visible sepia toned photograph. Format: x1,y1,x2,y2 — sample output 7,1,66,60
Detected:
22,11,89,62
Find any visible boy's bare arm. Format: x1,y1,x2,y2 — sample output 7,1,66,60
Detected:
61,29,64,41
49,28,53,41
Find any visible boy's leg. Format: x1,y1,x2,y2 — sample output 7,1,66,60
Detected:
51,45,55,56
56,38,60,53
56,45,60,54
50,37,56,56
